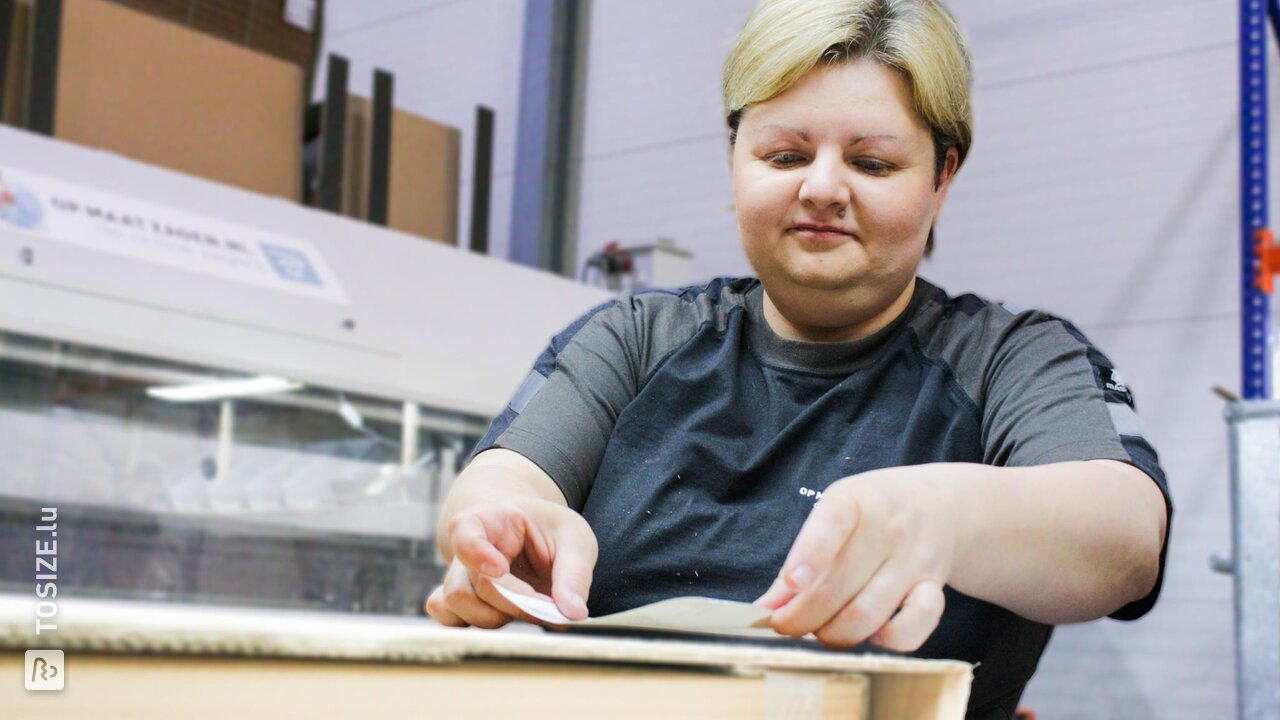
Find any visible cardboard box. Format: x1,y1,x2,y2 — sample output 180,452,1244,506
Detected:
53,0,304,201
108,0,321,75
0,595,971,719
340,94,460,246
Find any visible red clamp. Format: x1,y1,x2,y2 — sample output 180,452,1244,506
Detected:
1255,228,1280,294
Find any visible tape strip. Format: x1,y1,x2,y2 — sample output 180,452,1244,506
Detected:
764,671,826,720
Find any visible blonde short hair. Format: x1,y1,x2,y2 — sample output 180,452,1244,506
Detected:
723,0,973,176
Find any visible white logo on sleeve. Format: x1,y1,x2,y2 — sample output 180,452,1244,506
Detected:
1106,369,1129,394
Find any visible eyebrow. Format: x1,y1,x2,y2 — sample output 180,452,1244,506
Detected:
757,124,900,145
760,124,811,141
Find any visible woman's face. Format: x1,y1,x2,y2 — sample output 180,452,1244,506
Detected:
732,59,956,339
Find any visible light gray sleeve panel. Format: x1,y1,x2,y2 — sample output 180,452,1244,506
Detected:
912,296,1135,468
917,293,1171,621
979,312,1129,468
489,288,722,509
491,300,644,510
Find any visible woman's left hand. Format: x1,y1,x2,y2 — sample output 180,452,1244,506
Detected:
754,466,961,652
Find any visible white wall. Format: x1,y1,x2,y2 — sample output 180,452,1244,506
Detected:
317,0,528,260
576,1,1239,718
576,0,747,277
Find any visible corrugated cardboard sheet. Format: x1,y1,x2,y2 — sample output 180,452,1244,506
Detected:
0,595,971,719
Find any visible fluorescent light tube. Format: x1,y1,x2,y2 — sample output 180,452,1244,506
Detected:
146,375,303,403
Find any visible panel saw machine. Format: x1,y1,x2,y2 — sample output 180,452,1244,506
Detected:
0,124,610,616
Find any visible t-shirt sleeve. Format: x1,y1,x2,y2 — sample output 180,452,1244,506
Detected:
467,299,644,509
980,312,1171,621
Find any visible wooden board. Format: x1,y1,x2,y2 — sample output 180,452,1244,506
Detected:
0,653,870,719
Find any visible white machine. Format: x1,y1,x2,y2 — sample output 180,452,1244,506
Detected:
0,124,611,614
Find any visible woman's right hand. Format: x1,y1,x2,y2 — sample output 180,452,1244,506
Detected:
425,497,598,628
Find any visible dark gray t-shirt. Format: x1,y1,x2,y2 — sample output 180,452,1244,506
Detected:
472,276,1170,719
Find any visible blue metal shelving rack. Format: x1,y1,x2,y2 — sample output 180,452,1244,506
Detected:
1242,0,1269,398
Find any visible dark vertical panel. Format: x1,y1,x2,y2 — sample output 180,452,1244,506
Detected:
27,0,62,135
368,68,394,226
469,105,494,255
509,0,582,272
0,0,13,118
547,0,580,274
317,53,348,213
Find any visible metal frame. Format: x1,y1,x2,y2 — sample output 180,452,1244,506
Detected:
1243,0,1269,398
1224,403,1280,720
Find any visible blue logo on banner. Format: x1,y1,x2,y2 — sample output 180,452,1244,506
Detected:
0,185,45,230
260,243,322,286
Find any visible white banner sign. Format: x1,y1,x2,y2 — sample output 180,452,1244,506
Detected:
0,165,349,304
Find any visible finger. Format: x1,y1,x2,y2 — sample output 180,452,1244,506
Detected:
871,580,946,653
753,576,796,610
767,494,864,633
812,565,914,647
772,502,894,636
425,585,468,627
549,519,597,621
777,493,863,593
773,536,892,637
440,559,513,629
449,508,522,578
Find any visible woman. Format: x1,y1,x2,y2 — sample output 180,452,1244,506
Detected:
426,1,1170,716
